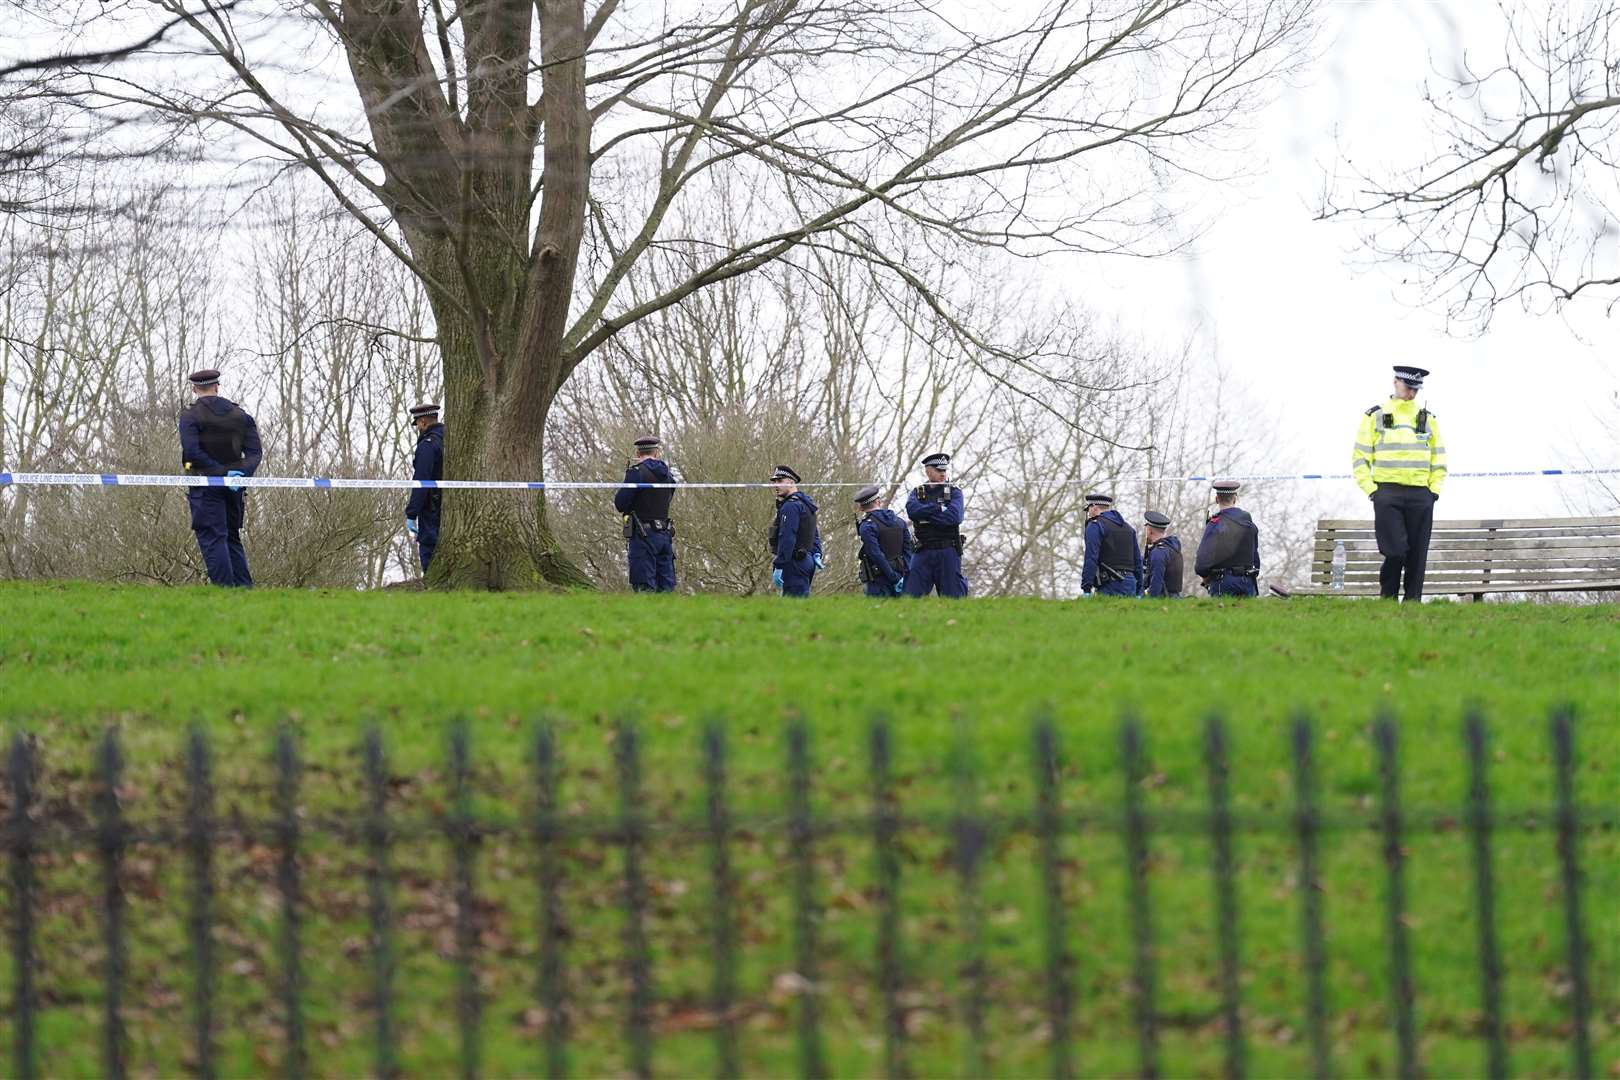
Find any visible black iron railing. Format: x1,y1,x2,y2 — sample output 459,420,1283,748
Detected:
0,709,1605,1079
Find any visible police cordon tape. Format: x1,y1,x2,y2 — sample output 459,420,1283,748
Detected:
0,468,1615,491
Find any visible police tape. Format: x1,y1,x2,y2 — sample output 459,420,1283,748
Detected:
0,467,1615,491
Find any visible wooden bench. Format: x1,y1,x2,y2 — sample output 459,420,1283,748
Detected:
1295,516,1620,599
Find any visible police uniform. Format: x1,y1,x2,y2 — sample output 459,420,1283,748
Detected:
1352,365,1447,600
1141,510,1184,598
853,485,912,598
768,465,821,597
177,368,261,587
613,436,678,592
903,453,969,597
1080,493,1143,596
1195,480,1261,597
403,403,445,572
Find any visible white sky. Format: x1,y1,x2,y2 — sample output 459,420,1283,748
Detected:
1069,0,1619,521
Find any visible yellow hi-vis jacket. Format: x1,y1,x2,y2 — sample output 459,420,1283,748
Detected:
1352,397,1446,497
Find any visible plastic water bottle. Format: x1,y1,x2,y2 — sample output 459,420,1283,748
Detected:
1331,539,1346,590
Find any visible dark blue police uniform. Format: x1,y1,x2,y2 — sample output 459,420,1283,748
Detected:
614,441,678,592
904,458,968,598
771,490,821,597
1143,535,1184,598
855,488,912,598
1081,506,1142,597
1195,488,1261,597
178,371,261,587
404,418,445,571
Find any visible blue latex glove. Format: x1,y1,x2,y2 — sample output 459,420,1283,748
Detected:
224,469,245,492
772,568,784,591
813,552,825,571
406,517,419,536
893,578,905,595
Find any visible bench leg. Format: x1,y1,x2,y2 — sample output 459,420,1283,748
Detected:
1472,592,1484,603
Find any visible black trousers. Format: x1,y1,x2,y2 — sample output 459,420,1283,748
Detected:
1372,482,1435,600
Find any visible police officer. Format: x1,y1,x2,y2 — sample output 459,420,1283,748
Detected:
1080,493,1143,596
1194,480,1261,597
1352,365,1447,601
613,435,678,592
403,403,444,572
1141,510,1184,598
853,485,912,597
904,453,969,597
178,368,261,587
768,465,821,597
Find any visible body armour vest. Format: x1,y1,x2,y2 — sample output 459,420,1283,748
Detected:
1201,511,1259,572
628,462,674,523
912,486,960,545
1095,514,1136,578
859,514,907,582
1147,539,1184,595
184,399,250,467
769,495,817,558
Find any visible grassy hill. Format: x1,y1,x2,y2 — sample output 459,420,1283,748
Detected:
2,583,1615,1076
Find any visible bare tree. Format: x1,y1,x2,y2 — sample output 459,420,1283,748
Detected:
1321,0,1620,331
41,0,1318,587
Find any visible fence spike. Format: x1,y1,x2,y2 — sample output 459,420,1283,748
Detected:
534,723,569,1080
702,722,740,1080
1463,711,1507,1080
1203,716,1246,1080
785,716,827,1080
1121,717,1161,1079
615,720,655,1079
1374,716,1418,1080
1031,715,1074,1080
8,734,38,1080
273,724,307,1080
1550,708,1592,1080
184,727,217,1080
362,727,400,1080
1290,715,1331,1080
949,717,990,1079
449,719,482,1080
869,719,908,1079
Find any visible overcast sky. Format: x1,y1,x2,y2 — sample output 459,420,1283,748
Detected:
1069,0,1619,521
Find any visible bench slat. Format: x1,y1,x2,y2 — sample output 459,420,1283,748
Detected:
1317,516,1620,529
1292,580,1620,596
1312,560,1620,575
1313,539,1620,554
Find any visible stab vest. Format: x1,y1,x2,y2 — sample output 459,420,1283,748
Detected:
628,462,674,523
769,494,817,558
1146,539,1184,595
858,514,906,582
184,399,249,467
1094,514,1137,580
912,485,960,546
1201,510,1259,573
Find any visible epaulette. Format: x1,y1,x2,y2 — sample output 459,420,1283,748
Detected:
1365,404,1381,416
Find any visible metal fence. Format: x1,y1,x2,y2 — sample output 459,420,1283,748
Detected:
0,709,1604,1079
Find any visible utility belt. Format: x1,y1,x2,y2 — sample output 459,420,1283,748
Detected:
1208,567,1258,579
623,517,674,540
858,553,904,583
916,536,964,553
1098,562,1133,584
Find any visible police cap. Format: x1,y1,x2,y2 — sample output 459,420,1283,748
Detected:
1143,510,1171,529
853,484,881,506
1393,365,1429,389
408,402,441,420
921,452,951,470
771,464,801,483
1083,492,1113,507
633,435,661,452
188,368,221,387
1212,479,1242,495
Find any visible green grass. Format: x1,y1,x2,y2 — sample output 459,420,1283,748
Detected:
1,582,1616,1078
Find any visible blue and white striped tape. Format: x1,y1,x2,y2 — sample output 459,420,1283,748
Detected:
0,468,1614,491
